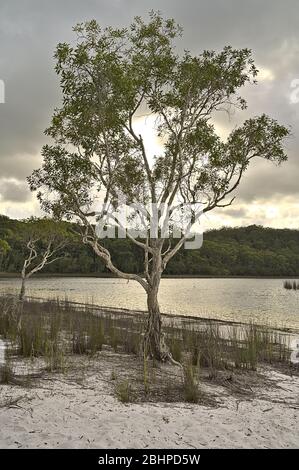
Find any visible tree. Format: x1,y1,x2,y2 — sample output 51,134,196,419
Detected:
18,218,70,302
0,239,10,270
0,239,10,255
28,12,289,361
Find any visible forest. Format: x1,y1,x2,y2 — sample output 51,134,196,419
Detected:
1,214,299,277
0,216,299,276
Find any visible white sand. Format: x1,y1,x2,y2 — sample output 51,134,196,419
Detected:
0,354,298,449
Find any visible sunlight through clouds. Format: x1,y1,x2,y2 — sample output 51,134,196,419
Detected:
257,66,275,82
1,1,299,228
133,114,165,164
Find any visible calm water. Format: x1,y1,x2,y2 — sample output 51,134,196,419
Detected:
1,277,299,329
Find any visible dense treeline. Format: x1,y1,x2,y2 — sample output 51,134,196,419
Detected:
1,214,299,276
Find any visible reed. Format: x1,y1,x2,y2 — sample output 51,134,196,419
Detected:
115,379,133,403
44,340,68,372
0,360,14,384
183,361,201,403
170,337,183,363
0,294,294,398
284,280,299,290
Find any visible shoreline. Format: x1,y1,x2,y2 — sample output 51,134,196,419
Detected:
29,295,299,334
1,272,299,280
2,292,299,335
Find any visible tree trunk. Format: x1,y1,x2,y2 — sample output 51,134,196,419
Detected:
143,288,168,361
19,276,26,302
17,276,26,330
143,250,170,361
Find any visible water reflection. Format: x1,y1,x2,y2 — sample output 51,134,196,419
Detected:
0,277,299,328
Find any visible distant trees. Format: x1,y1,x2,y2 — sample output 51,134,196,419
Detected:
1,217,299,277
28,13,289,360
0,239,10,270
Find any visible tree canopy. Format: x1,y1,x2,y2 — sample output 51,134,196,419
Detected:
29,13,289,244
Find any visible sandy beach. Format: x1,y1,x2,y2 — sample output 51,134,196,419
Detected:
0,351,298,449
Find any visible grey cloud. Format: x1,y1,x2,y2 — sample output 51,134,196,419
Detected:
0,1,299,224
0,179,31,203
219,207,248,219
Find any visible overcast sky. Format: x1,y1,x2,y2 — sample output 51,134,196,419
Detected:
0,0,299,230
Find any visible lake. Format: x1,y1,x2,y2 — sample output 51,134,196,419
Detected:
1,276,299,329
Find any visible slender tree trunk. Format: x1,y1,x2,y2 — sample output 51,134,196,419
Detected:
17,275,27,330
19,276,26,302
143,248,169,361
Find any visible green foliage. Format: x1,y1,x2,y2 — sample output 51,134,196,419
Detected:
21,217,72,242
0,239,10,256
2,217,299,275
0,239,11,271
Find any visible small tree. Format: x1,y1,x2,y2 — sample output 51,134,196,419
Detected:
0,239,10,271
19,218,69,301
29,13,289,361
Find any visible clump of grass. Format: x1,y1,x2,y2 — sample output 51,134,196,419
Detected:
18,318,47,357
109,324,120,352
115,379,133,403
71,330,88,355
87,319,105,355
44,340,67,372
123,330,140,355
228,326,257,370
284,280,299,290
170,338,183,363
0,305,17,340
194,324,226,377
70,317,104,355
183,362,200,403
227,323,290,370
0,360,14,384
183,321,292,375
255,326,290,364
110,369,117,380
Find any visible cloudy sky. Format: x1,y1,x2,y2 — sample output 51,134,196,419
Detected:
0,0,299,230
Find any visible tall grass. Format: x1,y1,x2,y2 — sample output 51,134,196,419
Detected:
44,340,68,372
0,359,14,384
172,321,291,377
284,280,299,290
115,379,133,403
0,295,145,367
183,361,201,403
0,294,294,397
